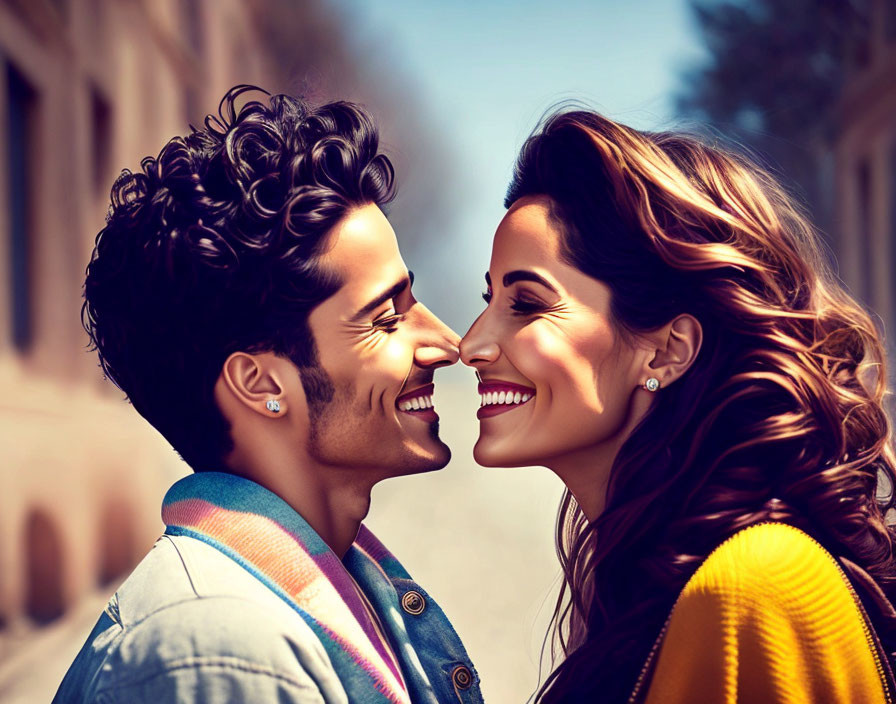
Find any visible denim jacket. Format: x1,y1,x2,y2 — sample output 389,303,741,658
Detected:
53,472,483,703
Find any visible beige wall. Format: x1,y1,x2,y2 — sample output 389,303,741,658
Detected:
0,0,280,669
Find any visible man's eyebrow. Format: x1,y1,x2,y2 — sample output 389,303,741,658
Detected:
502,270,558,293
485,272,491,287
351,271,414,322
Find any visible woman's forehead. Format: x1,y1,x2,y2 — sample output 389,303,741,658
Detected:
493,197,564,263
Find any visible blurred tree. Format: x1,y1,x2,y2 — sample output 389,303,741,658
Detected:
253,0,356,98
677,0,871,233
251,0,456,262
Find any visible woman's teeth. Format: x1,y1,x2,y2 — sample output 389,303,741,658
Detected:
399,395,434,412
479,391,532,406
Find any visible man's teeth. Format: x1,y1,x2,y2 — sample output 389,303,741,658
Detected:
399,395,434,412
479,391,533,406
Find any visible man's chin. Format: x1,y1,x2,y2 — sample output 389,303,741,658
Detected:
427,443,452,471
396,436,452,475
399,417,451,464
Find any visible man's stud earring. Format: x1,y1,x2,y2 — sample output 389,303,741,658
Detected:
645,378,660,392
266,399,281,413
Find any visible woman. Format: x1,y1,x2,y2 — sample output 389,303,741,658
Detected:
460,110,896,703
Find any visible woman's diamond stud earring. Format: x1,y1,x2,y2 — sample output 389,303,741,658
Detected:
645,377,660,392
266,399,281,413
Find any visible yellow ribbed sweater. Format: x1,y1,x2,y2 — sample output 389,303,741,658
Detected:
638,522,889,703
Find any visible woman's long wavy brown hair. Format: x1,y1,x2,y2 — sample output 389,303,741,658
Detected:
504,111,896,703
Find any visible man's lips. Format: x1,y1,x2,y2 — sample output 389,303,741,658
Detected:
477,380,535,419
397,382,435,406
396,382,438,421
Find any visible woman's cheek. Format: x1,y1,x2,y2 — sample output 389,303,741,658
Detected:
512,325,568,376
513,325,607,412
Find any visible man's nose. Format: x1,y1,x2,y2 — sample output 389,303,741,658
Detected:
414,304,460,369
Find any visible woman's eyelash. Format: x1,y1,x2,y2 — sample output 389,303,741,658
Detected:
509,297,545,314
482,289,544,314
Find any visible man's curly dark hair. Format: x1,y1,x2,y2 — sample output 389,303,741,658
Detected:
82,85,396,471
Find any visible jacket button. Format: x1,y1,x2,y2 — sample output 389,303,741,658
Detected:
401,590,426,615
452,665,473,690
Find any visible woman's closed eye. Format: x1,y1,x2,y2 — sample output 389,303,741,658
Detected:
481,288,548,316
509,295,547,315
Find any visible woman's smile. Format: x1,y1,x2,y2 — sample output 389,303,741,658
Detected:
477,380,536,419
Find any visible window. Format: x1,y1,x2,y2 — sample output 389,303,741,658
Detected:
6,63,37,353
181,0,203,55
857,158,873,306
890,143,896,338
90,84,112,196
885,0,896,41
97,501,135,586
24,508,65,623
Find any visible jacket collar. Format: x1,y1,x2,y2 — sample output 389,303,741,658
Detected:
161,471,410,704
346,527,441,704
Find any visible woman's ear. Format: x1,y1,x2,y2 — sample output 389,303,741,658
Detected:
643,314,702,389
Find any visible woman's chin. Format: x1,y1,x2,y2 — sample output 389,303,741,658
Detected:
473,437,537,468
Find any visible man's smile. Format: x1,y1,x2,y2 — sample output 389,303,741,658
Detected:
396,382,438,422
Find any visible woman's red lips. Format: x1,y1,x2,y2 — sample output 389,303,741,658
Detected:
477,380,536,419
478,381,536,396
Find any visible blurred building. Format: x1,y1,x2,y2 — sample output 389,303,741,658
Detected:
0,0,274,693
832,0,896,355
0,0,448,699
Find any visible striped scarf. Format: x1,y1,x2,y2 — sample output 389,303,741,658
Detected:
162,471,411,704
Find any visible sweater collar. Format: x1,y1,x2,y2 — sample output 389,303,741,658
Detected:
161,471,409,704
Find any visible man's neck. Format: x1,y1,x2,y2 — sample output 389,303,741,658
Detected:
285,469,374,557
226,452,377,558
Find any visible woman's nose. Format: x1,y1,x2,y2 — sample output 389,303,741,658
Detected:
459,315,500,367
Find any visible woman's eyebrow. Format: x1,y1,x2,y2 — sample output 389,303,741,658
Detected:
502,270,558,293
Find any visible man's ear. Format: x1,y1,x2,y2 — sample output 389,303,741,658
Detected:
218,351,288,417
643,314,702,389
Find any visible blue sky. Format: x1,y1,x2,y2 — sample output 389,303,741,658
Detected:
331,0,709,331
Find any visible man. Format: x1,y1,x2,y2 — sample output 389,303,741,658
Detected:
54,86,481,704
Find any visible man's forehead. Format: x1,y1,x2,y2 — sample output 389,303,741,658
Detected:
319,204,408,305
325,203,398,255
